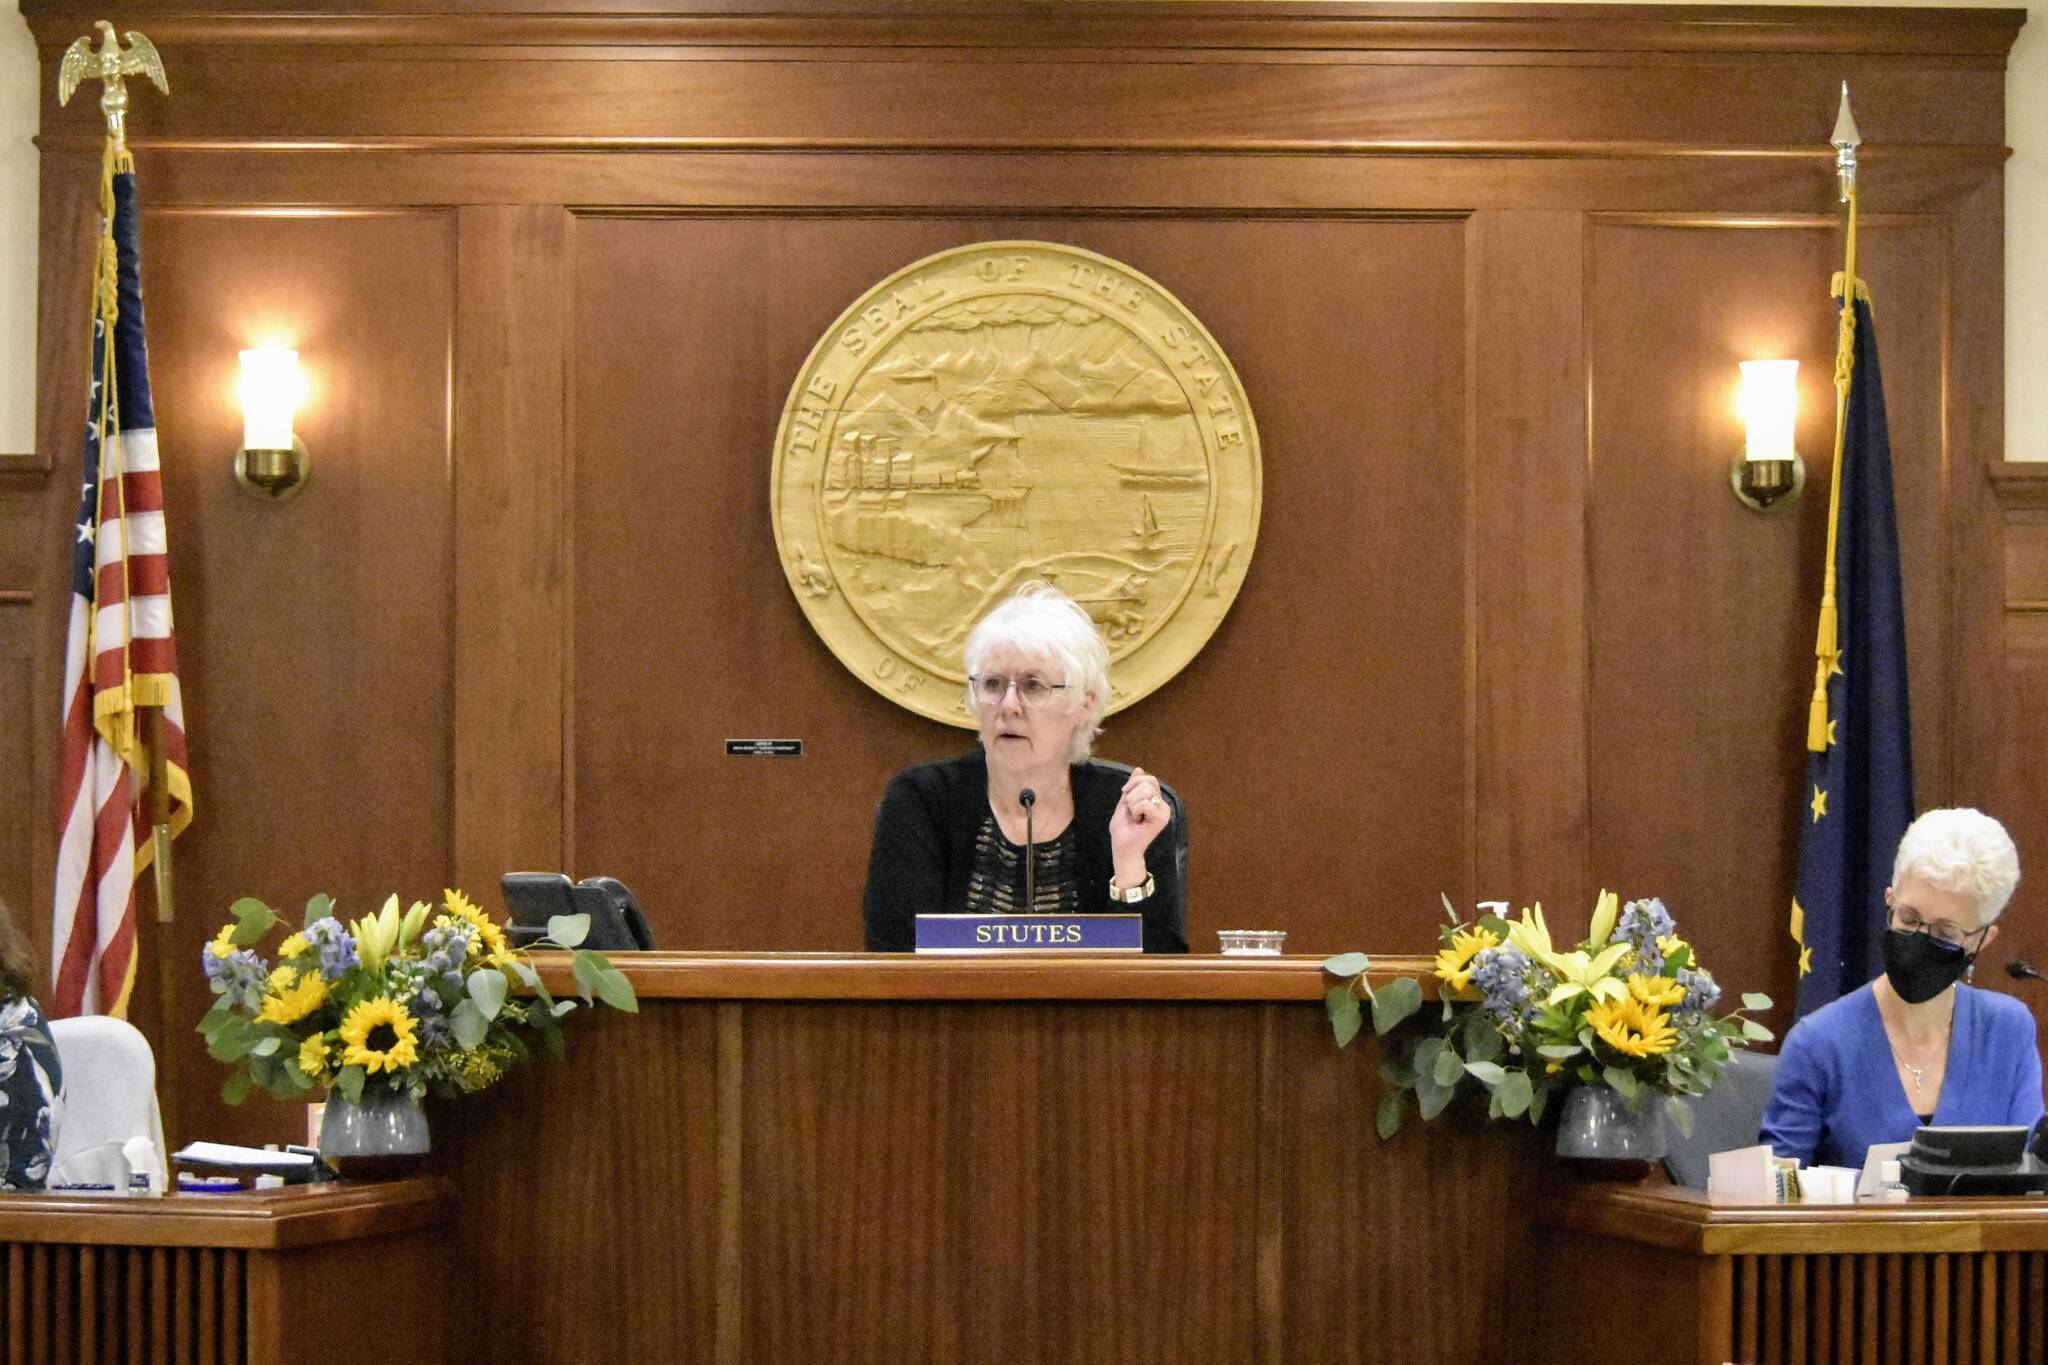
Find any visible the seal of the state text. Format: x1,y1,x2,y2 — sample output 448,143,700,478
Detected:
772,241,1262,728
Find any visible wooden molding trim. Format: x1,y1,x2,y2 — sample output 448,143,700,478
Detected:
0,1178,453,1250
1988,460,2048,512
0,453,49,481
1544,1182,2048,1257
19,3,2027,57
526,951,1438,1000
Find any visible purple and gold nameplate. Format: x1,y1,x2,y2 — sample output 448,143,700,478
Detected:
914,914,1143,954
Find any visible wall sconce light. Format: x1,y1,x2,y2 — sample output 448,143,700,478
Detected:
1729,358,1803,513
233,347,311,501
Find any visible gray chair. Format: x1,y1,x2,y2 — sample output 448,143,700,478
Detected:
1663,1049,1780,1190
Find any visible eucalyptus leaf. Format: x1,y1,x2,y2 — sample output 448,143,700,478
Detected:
468,967,509,1022
552,999,578,1018
1536,1044,1583,1060
1500,1070,1533,1118
1742,992,1772,1011
222,1070,253,1105
594,967,639,1013
206,1018,257,1063
337,1064,366,1105
1379,1055,1416,1088
250,1036,281,1058
1464,1060,1508,1086
1323,952,1370,979
1665,1095,1695,1140
507,957,541,991
1414,1037,1444,1077
1529,1084,1549,1125
1742,1019,1775,1043
1376,1091,1404,1141
548,912,591,949
1371,976,1424,1035
1462,1013,1505,1063
571,952,602,1005
1602,1066,1641,1101
303,892,336,927
1487,1089,1505,1121
1432,1047,1465,1088
1416,1073,1455,1121
451,999,490,1051
229,897,280,944
1476,915,1512,942
1325,985,1363,1048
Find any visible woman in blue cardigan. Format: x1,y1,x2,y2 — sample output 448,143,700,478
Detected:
1763,808,2044,1170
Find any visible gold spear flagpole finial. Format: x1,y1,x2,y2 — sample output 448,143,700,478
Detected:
56,20,169,148
1831,81,1861,203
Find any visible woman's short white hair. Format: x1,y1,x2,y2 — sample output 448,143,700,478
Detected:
963,581,1111,763
1892,807,2021,924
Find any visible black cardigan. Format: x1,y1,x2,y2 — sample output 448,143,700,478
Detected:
861,751,1189,953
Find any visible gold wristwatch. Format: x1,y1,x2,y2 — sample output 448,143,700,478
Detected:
1108,872,1156,904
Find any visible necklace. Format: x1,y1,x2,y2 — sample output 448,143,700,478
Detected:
1901,1060,1926,1092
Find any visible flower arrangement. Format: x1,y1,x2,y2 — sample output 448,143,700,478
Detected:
1322,892,1773,1140
199,889,637,1107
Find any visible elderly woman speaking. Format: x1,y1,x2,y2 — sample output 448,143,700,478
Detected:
862,581,1187,953
1763,807,2044,1170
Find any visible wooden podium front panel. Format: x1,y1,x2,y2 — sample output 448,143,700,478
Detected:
434,957,1563,1365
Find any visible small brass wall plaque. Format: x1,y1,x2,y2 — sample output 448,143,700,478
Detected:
772,241,1262,728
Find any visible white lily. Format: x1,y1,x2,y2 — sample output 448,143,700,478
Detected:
1507,902,1631,1006
349,894,403,972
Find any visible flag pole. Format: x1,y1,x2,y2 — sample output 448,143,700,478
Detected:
1807,84,1862,754
146,704,179,1146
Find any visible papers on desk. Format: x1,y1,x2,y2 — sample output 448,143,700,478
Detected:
174,1141,318,1171
1707,1143,1887,1204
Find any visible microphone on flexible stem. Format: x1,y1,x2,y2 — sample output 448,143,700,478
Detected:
1019,789,1037,913
2007,959,2048,986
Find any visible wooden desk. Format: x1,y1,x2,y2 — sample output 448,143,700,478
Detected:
0,1178,451,1365
1540,1182,2048,1365
435,952,1564,1365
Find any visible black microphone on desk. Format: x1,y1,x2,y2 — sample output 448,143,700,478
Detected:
2008,959,2048,986
1019,788,1037,913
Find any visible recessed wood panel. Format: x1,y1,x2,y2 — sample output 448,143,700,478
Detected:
568,215,1468,954
1586,217,1951,1032
0,597,31,947
121,208,457,1146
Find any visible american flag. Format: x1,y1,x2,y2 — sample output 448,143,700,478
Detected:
51,150,193,1019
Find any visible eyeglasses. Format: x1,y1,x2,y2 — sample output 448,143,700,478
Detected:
1889,904,1988,951
969,674,1069,709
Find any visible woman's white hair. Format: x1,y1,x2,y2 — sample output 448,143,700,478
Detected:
1892,807,2021,924
963,581,1111,763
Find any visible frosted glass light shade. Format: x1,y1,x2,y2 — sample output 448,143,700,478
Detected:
239,348,301,451
1739,359,1800,463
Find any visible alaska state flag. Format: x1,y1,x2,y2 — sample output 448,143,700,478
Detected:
1790,283,1913,1018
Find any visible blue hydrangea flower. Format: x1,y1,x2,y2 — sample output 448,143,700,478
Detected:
303,917,358,981
1471,944,1536,1028
1677,967,1721,1017
1611,898,1676,976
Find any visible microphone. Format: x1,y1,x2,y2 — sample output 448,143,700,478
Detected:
1019,789,1037,913
2008,960,2048,985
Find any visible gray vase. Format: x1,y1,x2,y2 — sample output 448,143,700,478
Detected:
319,1085,430,1179
1554,1084,1666,1166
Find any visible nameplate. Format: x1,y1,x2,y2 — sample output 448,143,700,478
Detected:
914,914,1143,954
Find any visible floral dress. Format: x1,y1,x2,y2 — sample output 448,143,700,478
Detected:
0,997,61,1191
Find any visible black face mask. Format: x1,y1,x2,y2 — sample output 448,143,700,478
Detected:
1883,928,1974,1005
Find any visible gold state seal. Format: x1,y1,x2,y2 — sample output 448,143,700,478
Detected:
773,241,1262,728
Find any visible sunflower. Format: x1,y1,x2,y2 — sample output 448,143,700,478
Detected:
257,967,329,1027
297,1033,331,1081
1434,925,1502,995
1588,996,1678,1058
1627,973,1686,1009
208,924,238,960
338,996,421,1075
441,888,513,967
277,931,310,960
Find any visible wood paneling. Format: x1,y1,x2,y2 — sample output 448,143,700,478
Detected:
10,0,2029,1174
1586,216,1956,1039
0,597,31,937
111,208,458,1148
437,964,1564,1365
569,214,1468,954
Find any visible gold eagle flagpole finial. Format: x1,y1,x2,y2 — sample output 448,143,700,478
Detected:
57,20,168,148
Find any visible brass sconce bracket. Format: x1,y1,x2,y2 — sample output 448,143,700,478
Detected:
234,438,311,501
1729,455,1803,513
